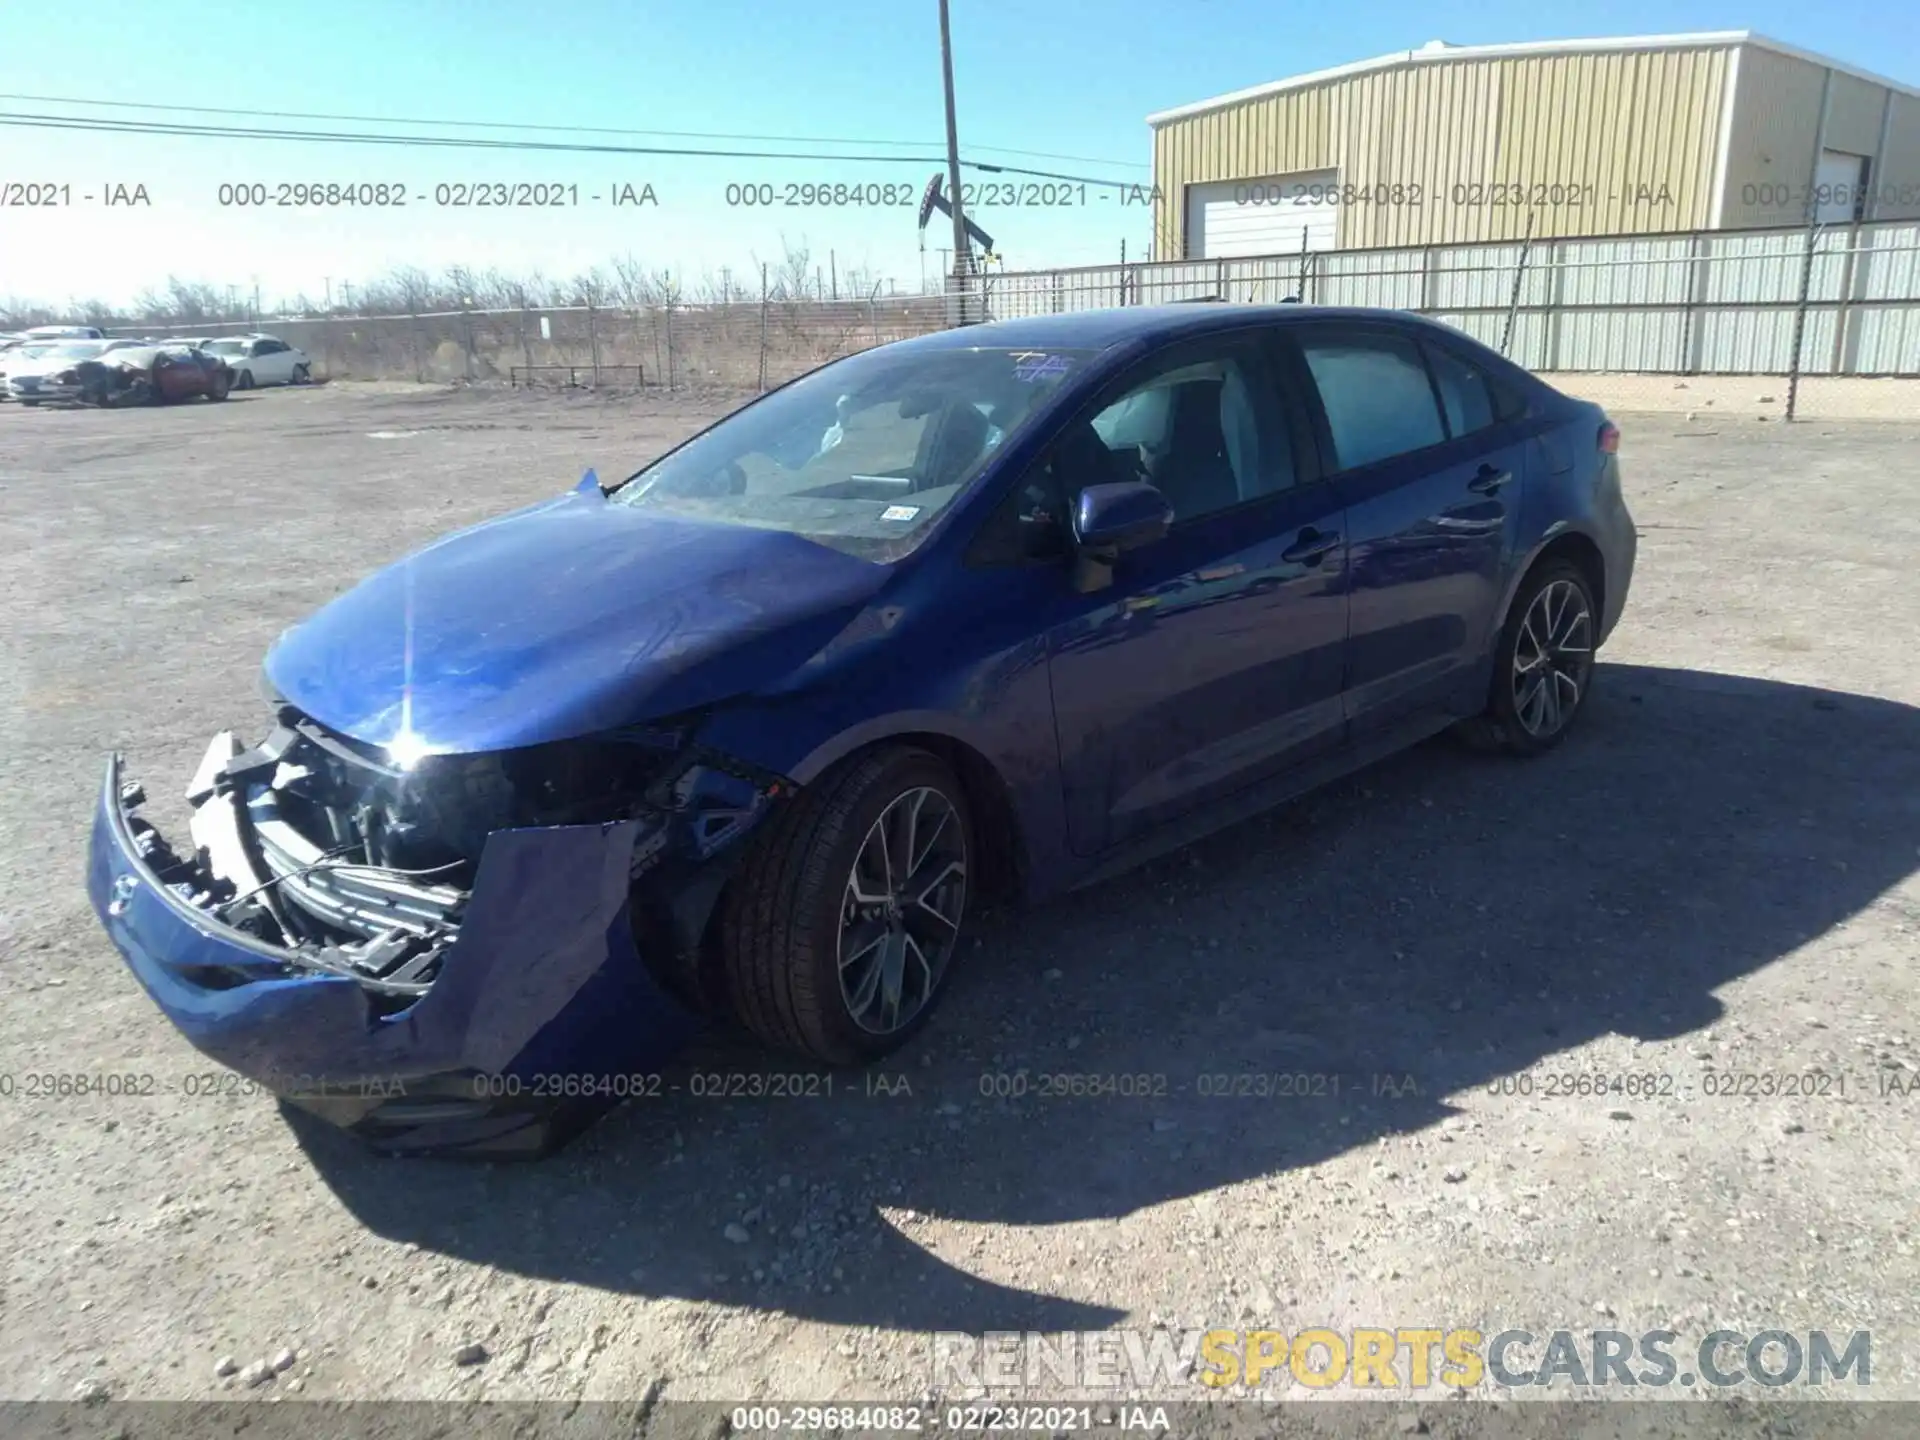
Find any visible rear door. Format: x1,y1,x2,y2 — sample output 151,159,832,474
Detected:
1289,322,1529,738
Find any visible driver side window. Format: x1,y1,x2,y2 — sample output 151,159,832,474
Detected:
965,336,1298,567
1085,343,1294,524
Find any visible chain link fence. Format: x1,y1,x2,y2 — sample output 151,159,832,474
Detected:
120,291,950,395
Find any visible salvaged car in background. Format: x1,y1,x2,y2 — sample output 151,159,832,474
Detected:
0,340,49,398
202,333,311,387
3,339,145,403
88,304,1636,1158
18,323,107,341
13,341,233,406
89,343,234,405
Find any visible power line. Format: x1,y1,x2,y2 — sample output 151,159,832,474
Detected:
0,111,1145,188
0,93,1146,173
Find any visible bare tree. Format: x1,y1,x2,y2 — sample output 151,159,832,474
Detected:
570,266,612,375
491,270,540,374
162,278,225,325
773,237,812,302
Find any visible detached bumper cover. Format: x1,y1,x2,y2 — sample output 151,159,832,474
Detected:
87,754,702,1153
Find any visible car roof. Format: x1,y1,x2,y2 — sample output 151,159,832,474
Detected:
896,303,1488,355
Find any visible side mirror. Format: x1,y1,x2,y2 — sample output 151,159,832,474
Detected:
1070,480,1173,594
1074,480,1173,553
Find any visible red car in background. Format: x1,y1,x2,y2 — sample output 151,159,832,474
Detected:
136,343,234,403
67,342,234,405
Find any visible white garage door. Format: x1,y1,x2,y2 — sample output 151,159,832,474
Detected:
1186,170,1340,260
1814,150,1866,224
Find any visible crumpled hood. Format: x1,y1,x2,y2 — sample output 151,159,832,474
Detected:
264,488,890,754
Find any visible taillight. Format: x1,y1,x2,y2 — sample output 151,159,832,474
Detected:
1598,422,1620,454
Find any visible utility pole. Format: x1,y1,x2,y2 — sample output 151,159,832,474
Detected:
938,0,972,323
323,277,332,312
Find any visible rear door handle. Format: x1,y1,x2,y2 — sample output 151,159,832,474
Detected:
1281,527,1341,565
1468,464,1512,494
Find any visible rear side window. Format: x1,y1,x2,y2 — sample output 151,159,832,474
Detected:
1424,343,1497,437
1298,330,1446,470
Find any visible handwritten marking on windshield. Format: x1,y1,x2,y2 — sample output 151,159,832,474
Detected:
1011,353,1073,382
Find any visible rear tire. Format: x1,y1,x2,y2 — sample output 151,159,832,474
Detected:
1457,558,1598,757
716,747,972,1066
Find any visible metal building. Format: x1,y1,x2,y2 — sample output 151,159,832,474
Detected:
1149,31,1920,261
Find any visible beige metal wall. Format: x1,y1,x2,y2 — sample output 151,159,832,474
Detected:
1718,48,1920,226
1152,45,1732,257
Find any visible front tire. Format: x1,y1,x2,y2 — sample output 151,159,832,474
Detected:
207,369,231,401
716,747,972,1066
292,362,311,384
235,369,255,390
1459,558,1598,756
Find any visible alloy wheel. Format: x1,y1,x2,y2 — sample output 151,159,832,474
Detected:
1511,578,1593,738
836,786,967,1035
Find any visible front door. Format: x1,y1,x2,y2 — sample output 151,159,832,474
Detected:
1042,331,1351,856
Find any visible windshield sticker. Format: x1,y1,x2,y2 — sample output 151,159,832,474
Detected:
1011,352,1073,383
879,504,921,522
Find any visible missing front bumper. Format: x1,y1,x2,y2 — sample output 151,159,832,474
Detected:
88,750,704,1155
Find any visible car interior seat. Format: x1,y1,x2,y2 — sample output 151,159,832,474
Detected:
1144,380,1240,519
912,399,995,491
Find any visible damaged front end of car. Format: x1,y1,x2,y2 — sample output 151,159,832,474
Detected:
65,357,158,407
89,704,794,1155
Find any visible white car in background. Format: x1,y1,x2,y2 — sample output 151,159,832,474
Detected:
2,339,144,403
19,324,107,341
0,341,51,397
201,334,311,388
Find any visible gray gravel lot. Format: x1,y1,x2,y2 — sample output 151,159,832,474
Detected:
1,383,1918,1421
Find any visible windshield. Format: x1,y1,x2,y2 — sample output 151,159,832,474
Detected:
37,341,108,360
609,344,1093,561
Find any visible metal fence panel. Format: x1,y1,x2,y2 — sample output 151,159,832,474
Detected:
1854,224,1920,302
1849,305,1920,375
960,217,1920,380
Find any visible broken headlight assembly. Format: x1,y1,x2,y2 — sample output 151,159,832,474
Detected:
171,704,788,1004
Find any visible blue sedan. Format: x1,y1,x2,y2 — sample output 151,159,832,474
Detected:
87,304,1636,1155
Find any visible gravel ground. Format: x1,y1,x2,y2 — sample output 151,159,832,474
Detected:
1,382,1917,1425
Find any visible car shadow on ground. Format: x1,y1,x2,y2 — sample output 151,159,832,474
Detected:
293,662,1920,1333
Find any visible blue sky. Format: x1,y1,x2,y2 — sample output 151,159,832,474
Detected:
0,0,1911,312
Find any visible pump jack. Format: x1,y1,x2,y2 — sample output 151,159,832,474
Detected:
918,173,996,274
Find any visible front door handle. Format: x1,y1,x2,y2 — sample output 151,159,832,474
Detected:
1281,527,1340,565
1468,464,1512,494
